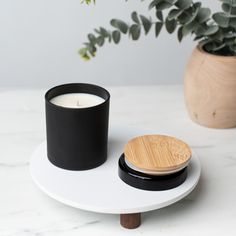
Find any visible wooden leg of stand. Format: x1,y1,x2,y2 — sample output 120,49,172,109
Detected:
120,213,141,229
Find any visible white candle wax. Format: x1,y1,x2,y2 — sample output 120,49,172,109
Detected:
50,93,105,108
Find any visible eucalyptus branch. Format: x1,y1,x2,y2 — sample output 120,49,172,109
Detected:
79,0,236,59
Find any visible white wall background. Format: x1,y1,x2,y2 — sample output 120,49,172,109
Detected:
0,0,219,87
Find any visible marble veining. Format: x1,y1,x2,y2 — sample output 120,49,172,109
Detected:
0,86,236,235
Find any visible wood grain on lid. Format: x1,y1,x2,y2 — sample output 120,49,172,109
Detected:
124,135,191,172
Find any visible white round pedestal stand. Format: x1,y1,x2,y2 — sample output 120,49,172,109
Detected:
30,126,201,229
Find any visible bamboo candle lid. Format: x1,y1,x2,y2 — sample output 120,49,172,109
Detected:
124,135,192,172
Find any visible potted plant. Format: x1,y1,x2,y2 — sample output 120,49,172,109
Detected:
79,0,236,128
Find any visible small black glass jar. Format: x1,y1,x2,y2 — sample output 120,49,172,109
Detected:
45,83,110,170
118,154,188,191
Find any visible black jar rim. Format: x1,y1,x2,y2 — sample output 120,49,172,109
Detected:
45,83,110,110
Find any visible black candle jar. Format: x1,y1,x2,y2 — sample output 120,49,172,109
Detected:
45,83,110,170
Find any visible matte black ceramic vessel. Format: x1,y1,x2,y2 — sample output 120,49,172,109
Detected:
45,83,110,170
118,154,187,191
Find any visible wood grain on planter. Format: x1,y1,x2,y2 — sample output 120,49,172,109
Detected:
184,46,236,128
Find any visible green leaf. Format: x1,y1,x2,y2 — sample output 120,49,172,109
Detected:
155,22,163,37
79,48,87,56
175,0,192,10
88,34,96,44
131,12,140,24
149,0,176,10
156,1,173,11
112,31,121,44
94,28,101,34
185,7,200,24
177,26,183,41
81,0,95,5
196,8,211,23
80,53,90,61
222,4,236,14
193,2,202,9
96,36,105,46
129,24,141,40
165,18,177,33
195,24,219,37
203,42,215,52
110,19,128,34
213,12,230,28
182,20,197,36
98,27,111,39
156,11,163,21
222,3,230,12
209,29,224,41
87,44,96,57
168,9,183,20
178,8,197,24
98,27,108,37
149,0,160,10
140,15,152,34
108,34,112,43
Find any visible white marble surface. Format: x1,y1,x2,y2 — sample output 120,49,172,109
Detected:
0,85,236,235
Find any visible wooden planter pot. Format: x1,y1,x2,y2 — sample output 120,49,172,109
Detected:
184,45,236,128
